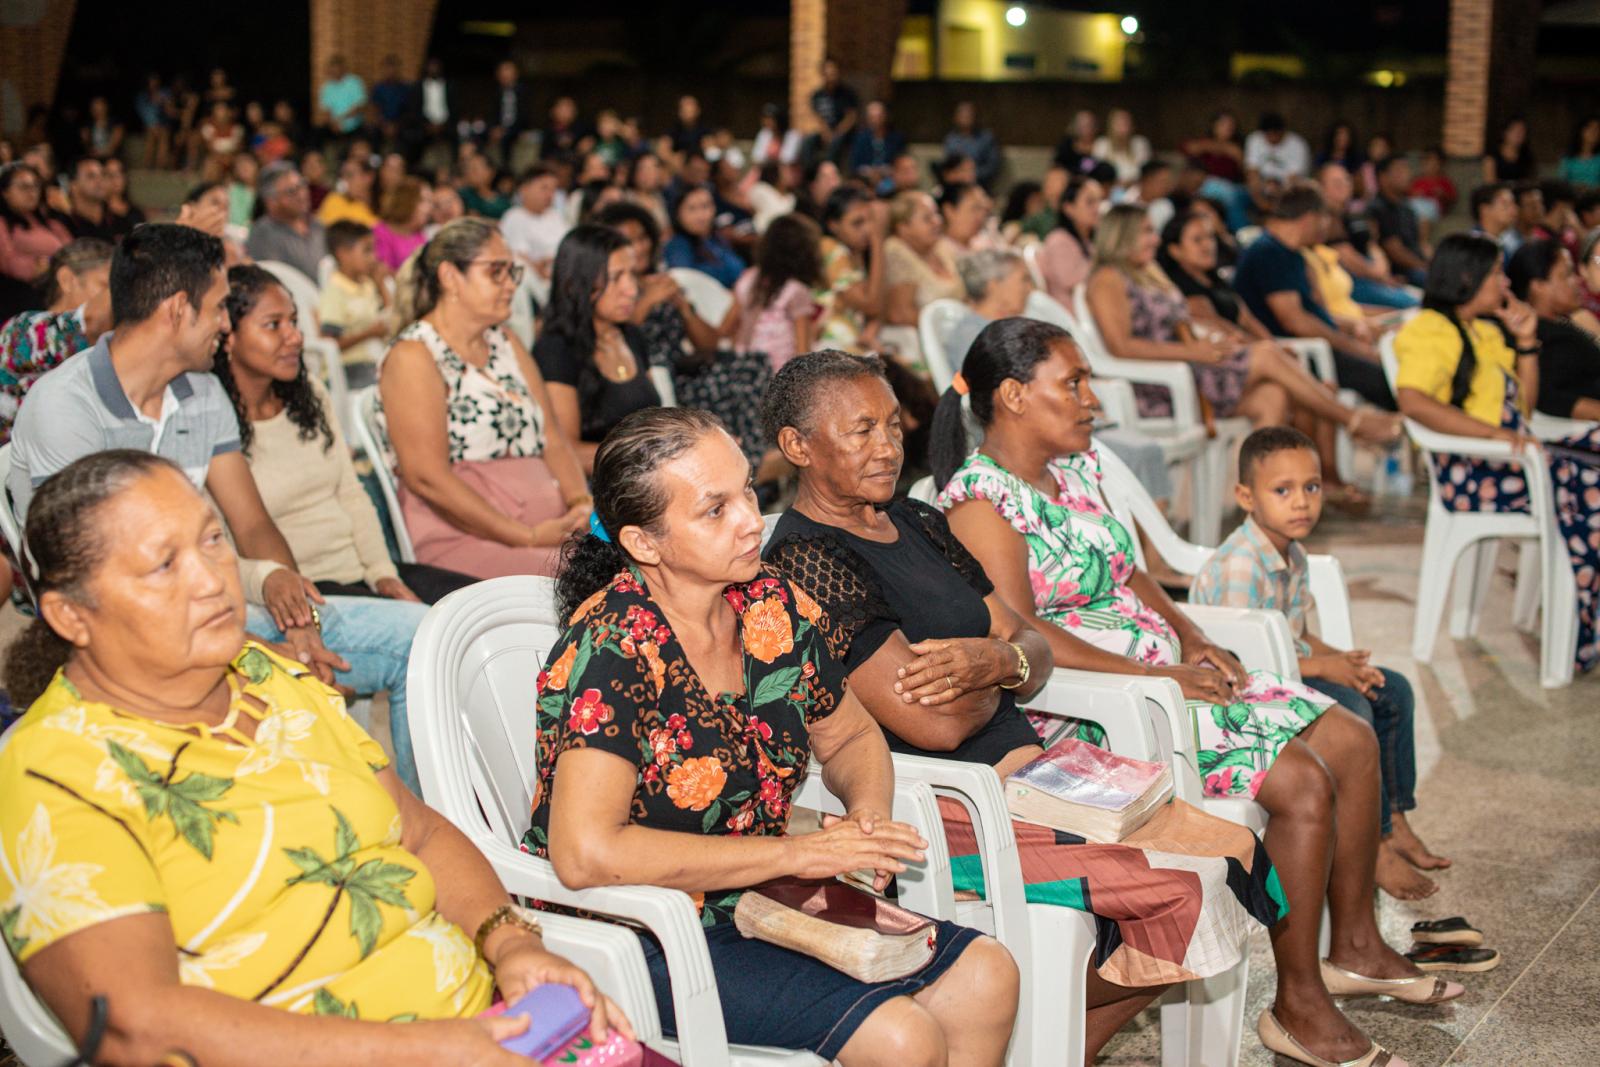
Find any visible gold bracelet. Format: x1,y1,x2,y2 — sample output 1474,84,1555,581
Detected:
307,603,322,632
473,904,543,967
999,641,1031,690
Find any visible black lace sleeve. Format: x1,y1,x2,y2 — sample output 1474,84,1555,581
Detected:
895,498,995,598
764,527,902,671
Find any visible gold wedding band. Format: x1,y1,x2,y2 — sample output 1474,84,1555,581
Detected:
946,675,955,691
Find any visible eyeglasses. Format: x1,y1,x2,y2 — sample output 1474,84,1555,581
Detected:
467,259,525,285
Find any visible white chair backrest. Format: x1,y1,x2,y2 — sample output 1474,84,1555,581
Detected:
917,299,969,394
1095,441,1212,573
0,727,77,1065
316,254,335,289
0,443,20,559
507,269,539,351
407,576,562,845
649,365,677,408
908,475,937,504
349,386,416,563
668,268,734,326
761,512,782,550
1069,286,1116,363
1021,241,1046,289
1026,287,1077,333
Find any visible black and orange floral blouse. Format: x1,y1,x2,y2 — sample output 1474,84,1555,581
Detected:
522,567,846,926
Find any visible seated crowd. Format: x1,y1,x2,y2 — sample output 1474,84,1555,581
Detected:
5,58,1600,1067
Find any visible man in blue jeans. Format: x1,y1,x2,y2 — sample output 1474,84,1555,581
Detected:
8,223,427,791
1190,427,1451,901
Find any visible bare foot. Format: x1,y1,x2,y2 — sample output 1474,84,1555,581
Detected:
1388,814,1452,870
1377,840,1438,900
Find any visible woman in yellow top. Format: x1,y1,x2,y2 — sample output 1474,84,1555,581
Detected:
1394,232,1600,672
0,451,624,1064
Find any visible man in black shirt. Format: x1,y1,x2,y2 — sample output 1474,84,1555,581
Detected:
63,157,133,244
1509,238,1600,420
1367,155,1429,286
809,58,859,164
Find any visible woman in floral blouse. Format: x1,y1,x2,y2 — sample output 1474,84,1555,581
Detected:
928,317,1460,1067
524,407,1019,1065
378,218,593,579
0,450,623,1066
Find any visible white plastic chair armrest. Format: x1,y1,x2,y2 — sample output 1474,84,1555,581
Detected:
535,911,664,1043
1306,554,1354,651
1278,336,1335,382
1092,378,1138,428
1043,668,1200,802
474,836,734,1067
1403,420,1532,466
1179,604,1300,678
792,769,956,919
1030,671,1160,762
1528,410,1598,441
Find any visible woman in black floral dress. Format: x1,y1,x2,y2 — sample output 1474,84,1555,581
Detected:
523,407,1019,1065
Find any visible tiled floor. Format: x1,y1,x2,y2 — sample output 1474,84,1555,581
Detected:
1102,495,1600,1066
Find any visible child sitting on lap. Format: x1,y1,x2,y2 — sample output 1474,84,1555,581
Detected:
1190,426,1451,901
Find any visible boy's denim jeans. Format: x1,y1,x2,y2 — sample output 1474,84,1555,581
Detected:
245,595,429,794
1304,667,1417,836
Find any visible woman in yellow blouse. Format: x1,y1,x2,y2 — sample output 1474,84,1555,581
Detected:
1394,233,1600,672
0,451,624,1064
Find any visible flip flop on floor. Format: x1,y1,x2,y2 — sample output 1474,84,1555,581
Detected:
1405,944,1501,973
1412,916,1484,946
1320,959,1465,1004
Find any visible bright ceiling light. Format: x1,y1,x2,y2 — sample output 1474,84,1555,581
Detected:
1006,5,1027,27
1120,14,1139,34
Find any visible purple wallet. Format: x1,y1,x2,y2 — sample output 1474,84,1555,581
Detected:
487,984,591,1059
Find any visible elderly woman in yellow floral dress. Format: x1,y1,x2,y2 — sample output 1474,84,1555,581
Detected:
0,450,623,1067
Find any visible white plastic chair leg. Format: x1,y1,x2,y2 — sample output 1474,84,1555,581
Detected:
1541,539,1578,689
1446,540,1493,640
1512,539,1541,633
1026,905,1097,1067
1411,515,1456,662
1160,961,1249,1067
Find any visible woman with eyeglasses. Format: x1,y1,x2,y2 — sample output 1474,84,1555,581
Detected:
0,163,72,284
377,218,593,579
533,224,662,474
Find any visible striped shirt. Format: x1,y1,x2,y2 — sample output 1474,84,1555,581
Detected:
1189,516,1315,656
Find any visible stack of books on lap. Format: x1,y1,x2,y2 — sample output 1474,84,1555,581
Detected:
1004,738,1173,842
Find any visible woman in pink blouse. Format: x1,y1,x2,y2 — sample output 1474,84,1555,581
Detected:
0,164,71,284
732,213,822,372
373,176,431,271
1036,172,1105,304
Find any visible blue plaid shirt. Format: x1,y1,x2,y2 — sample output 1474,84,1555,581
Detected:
1189,517,1315,656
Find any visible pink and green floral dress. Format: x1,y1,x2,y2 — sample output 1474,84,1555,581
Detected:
938,449,1333,799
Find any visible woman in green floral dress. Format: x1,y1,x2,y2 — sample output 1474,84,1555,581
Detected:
927,318,1462,1067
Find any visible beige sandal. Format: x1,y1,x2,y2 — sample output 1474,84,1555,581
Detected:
1348,408,1404,446
1320,958,1464,1004
1257,1009,1394,1067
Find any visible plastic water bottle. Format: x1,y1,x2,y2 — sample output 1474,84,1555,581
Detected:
1392,448,1414,496
1374,450,1401,495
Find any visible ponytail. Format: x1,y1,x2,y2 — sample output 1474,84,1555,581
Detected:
929,387,972,490
554,534,631,621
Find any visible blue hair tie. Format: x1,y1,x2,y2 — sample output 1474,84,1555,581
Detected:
589,511,612,543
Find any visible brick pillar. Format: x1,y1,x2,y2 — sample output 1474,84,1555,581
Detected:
825,0,908,104
0,0,78,136
309,0,439,104
1443,0,1541,159
791,0,827,134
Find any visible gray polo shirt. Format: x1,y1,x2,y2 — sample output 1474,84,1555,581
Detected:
7,334,241,519
244,217,328,281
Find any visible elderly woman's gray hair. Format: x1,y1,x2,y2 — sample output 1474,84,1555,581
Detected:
958,249,1024,302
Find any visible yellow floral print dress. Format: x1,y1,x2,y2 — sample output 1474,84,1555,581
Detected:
0,642,494,1021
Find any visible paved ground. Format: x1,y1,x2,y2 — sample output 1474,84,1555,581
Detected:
1102,493,1600,1065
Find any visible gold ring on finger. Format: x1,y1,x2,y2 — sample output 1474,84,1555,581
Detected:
946,675,955,691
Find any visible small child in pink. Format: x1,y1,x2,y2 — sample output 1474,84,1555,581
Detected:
732,214,823,371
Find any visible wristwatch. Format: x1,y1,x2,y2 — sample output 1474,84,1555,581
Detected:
999,641,1031,690
473,904,544,967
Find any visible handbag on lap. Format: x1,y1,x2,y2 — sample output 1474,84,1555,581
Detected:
732,877,938,983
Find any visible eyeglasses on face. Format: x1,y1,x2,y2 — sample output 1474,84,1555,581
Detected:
466,258,525,285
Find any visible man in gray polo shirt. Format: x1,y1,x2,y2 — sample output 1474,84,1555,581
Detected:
9,224,341,678
245,161,327,280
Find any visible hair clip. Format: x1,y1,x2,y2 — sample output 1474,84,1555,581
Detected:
589,511,612,544
952,372,970,397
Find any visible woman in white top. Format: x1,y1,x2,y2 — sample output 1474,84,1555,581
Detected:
378,218,592,579
1092,108,1152,187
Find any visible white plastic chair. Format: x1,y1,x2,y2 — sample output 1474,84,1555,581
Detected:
1021,241,1046,290
650,365,678,408
1276,335,1365,485
1026,289,1222,544
917,298,969,394
348,386,416,563
668,268,735,328
407,576,955,1067
1379,335,1575,687
877,323,925,370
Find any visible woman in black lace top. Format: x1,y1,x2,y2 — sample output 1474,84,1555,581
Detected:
762,350,1292,1063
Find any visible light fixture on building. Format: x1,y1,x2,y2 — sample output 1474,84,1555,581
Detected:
1120,15,1139,35
1006,5,1027,26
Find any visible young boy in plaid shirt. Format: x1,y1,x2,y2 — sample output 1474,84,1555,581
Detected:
1191,427,1450,900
